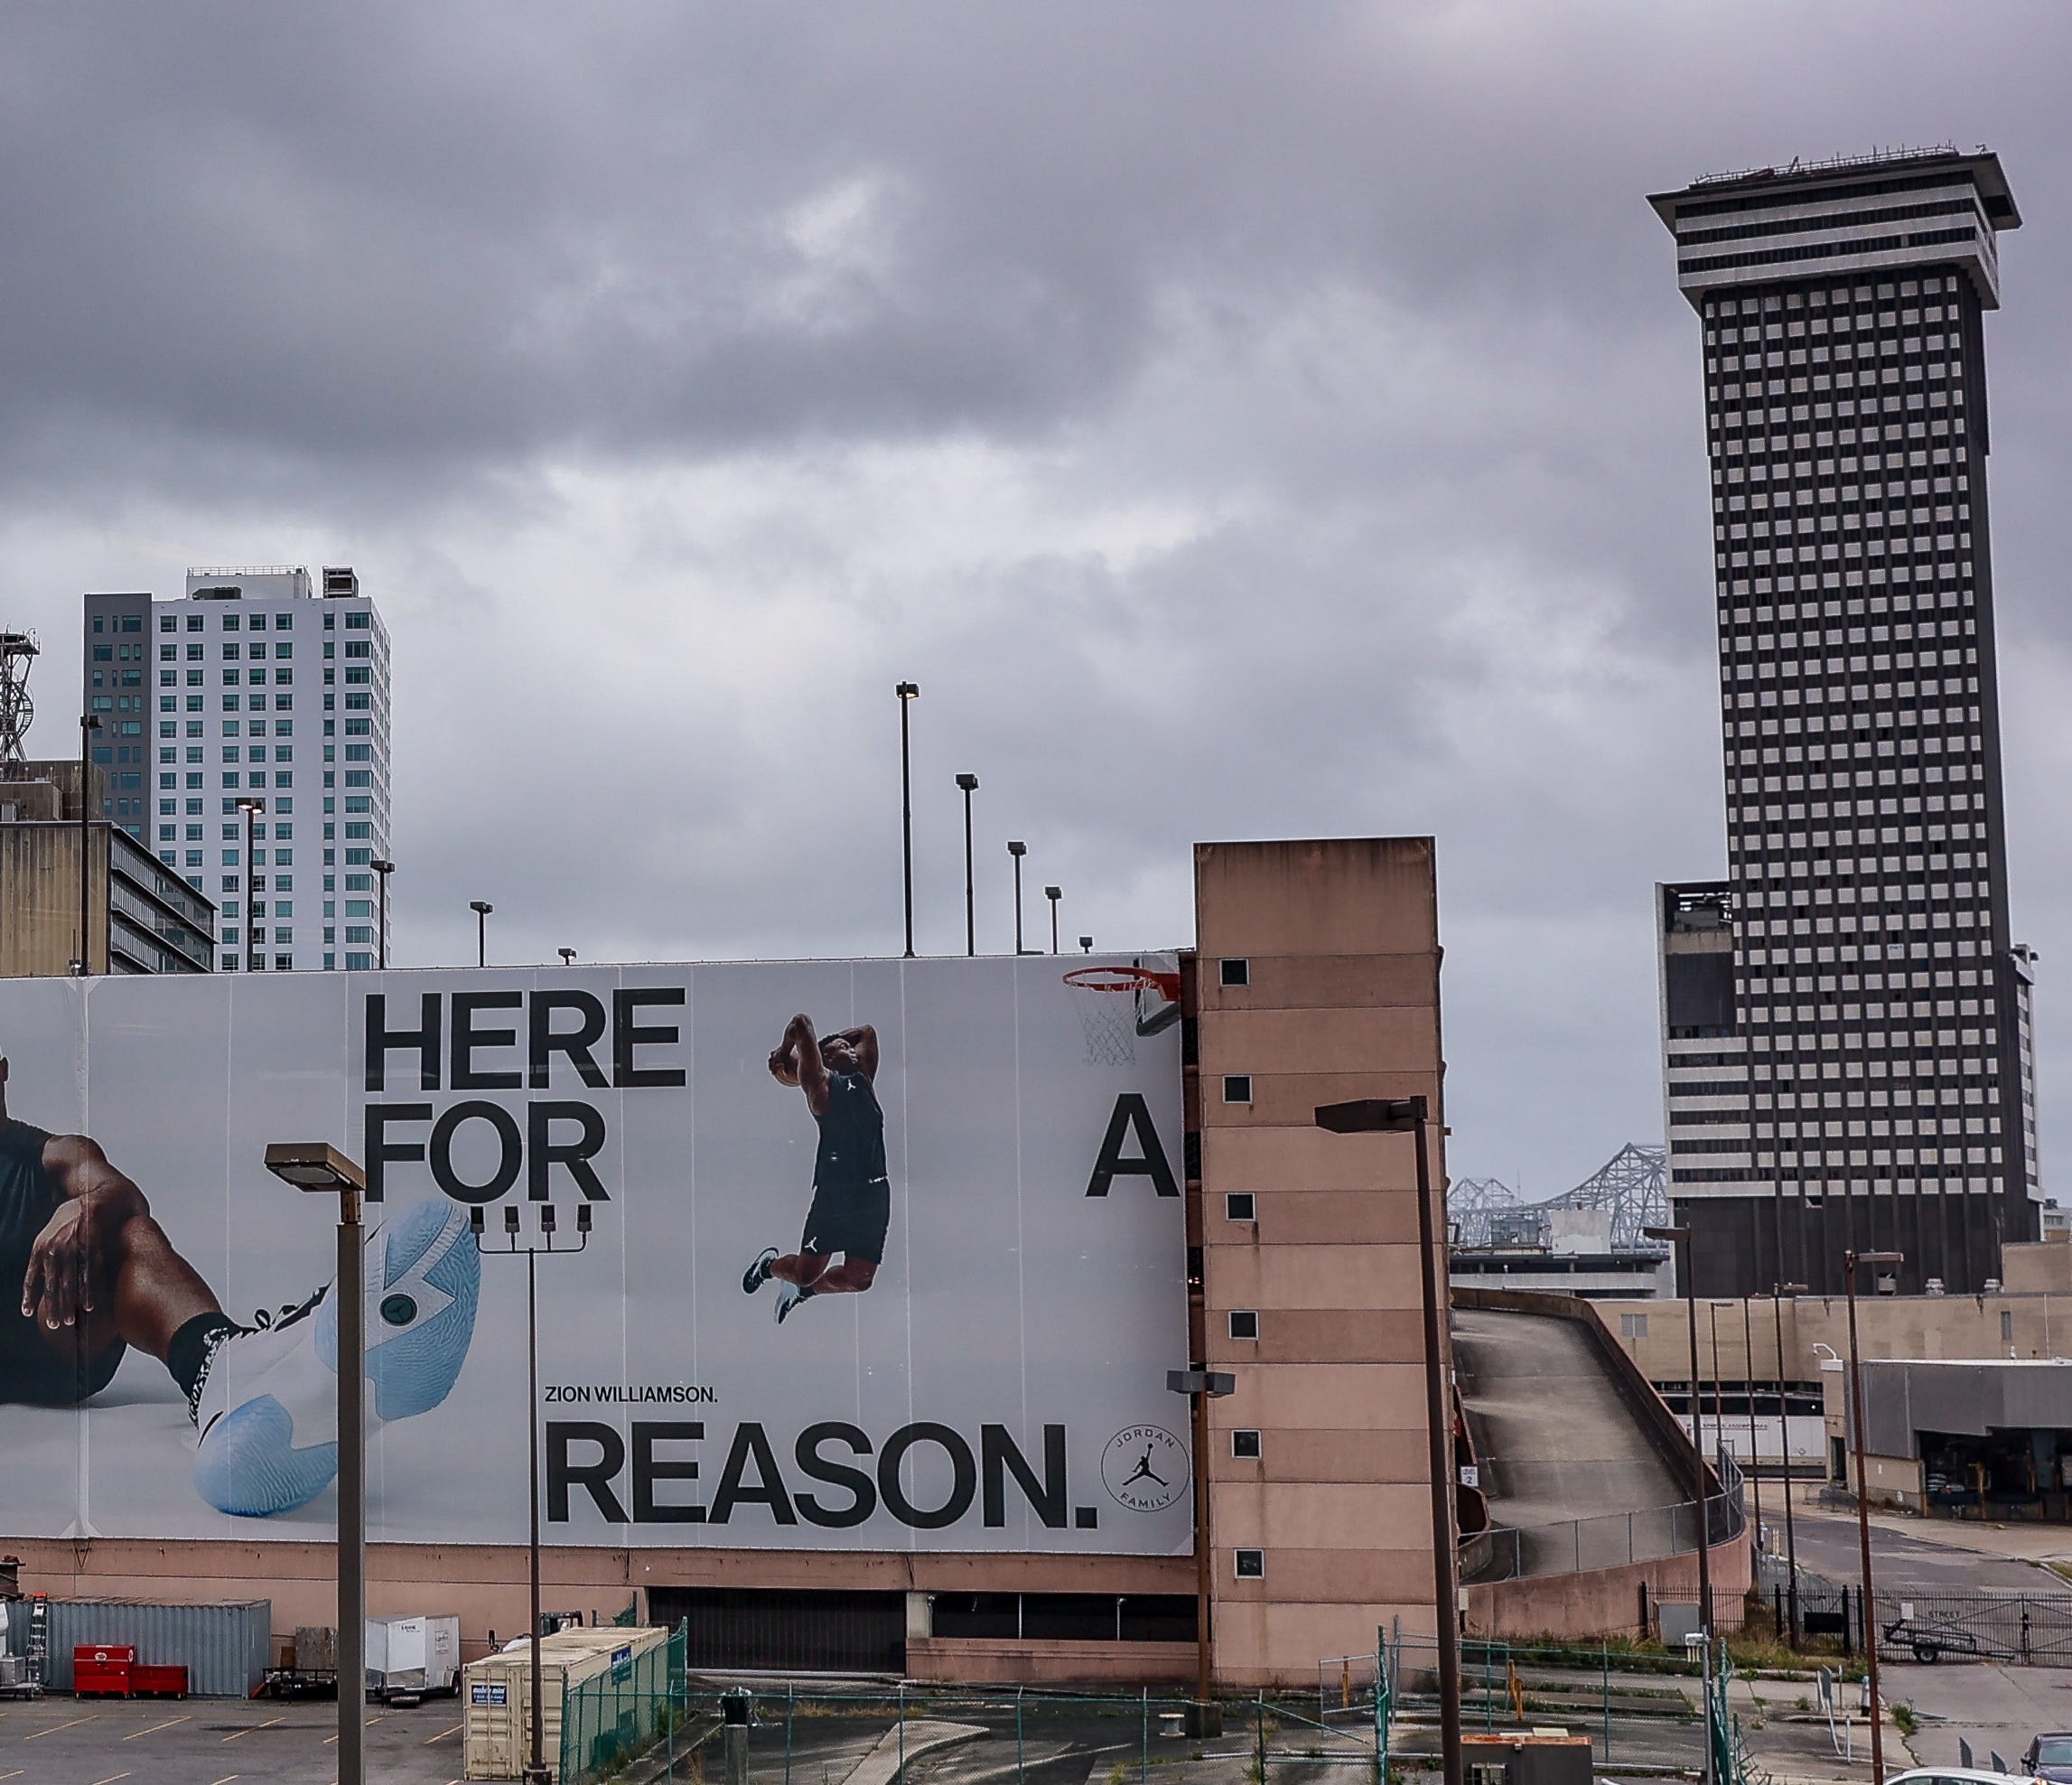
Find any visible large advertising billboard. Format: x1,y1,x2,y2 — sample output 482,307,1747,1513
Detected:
0,955,1189,1555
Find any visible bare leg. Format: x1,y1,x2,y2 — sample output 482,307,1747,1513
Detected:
35,1214,220,1369
770,1250,833,1291
805,1258,877,1296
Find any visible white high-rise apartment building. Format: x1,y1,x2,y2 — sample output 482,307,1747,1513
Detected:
83,565,392,972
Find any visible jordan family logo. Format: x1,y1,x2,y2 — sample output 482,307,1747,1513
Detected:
1101,1425,1188,1512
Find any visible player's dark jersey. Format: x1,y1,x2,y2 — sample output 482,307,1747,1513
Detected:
813,1070,886,1192
0,1117,120,1406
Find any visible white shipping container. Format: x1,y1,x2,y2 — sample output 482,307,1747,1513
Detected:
368,1614,462,1701
463,1627,667,1783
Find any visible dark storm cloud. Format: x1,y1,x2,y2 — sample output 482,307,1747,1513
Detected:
1,0,2068,1194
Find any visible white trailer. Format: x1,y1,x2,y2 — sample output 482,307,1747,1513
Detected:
366,1614,462,1705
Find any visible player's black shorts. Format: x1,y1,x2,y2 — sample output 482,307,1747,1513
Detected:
0,1145,123,1407
799,1175,891,1266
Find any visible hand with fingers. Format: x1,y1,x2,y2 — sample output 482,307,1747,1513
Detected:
22,1189,117,1333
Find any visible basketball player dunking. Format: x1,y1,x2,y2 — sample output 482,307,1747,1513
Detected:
742,1014,889,1325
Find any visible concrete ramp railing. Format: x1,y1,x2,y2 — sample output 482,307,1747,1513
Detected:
1451,1285,1746,1585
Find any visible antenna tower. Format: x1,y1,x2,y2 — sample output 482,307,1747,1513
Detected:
0,630,37,776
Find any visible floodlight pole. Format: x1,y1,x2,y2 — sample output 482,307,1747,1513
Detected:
370,858,395,970
1846,1248,1902,1785
897,683,919,957
1045,887,1060,955
238,798,266,975
1645,1223,1712,1785
955,773,978,956
1314,1097,1459,1785
1741,1296,1762,1571
1007,842,1027,953
1772,1283,1809,1644
75,714,101,975
473,1204,593,1785
263,1144,369,1785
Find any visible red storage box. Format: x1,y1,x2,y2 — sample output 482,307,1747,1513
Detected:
131,1663,189,1698
73,1645,135,1698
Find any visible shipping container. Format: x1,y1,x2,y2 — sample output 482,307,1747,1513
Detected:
463,1627,667,1783
44,1600,270,1698
369,1613,461,1701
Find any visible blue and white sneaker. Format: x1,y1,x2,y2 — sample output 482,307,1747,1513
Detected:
192,1200,482,1517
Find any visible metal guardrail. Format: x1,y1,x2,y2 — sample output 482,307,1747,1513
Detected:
1466,1453,1747,1584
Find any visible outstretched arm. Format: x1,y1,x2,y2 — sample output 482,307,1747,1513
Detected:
826,1024,880,1082
783,1014,831,1116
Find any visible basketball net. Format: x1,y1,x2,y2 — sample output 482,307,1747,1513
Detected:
1063,967,1149,1067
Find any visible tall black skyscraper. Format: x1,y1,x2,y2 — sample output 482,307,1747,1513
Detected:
1647,148,2039,1295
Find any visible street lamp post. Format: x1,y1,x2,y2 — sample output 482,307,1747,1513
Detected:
1315,1096,1460,1785
471,1202,593,1785
1044,886,1060,955
237,798,267,975
1645,1224,1713,1785
1707,1301,1730,1472
1007,842,1028,953
263,1143,369,1785
558,948,576,967
75,714,101,975
955,774,978,956
1772,1282,1809,1644
1740,1295,1763,1570
1078,934,1094,954
1167,1366,1235,1709
471,900,493,968
1846,1248,1903,1785
1644,1226,1713,1639
369,858,395,970
897,683,919,958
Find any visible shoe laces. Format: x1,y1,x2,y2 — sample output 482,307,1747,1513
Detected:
187,1286,329,1427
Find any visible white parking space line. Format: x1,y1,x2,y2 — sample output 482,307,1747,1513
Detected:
25,1713,98,1739
220,1715,284,1743
124,1715,191,1740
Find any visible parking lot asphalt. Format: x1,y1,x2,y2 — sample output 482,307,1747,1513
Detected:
0,1691,472,1785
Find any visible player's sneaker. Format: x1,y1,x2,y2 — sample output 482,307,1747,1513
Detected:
742,1247,778,1294
192,1200,482,1517
773,1283,809,1325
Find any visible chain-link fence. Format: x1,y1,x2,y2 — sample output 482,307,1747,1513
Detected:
1463,1453,1747,1586
548,1633,1764,1785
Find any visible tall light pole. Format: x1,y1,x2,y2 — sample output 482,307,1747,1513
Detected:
955,773,978,956
1044,886,1061,955
237,797,267,974
1740,1295,1763,1572
1167,1365,1236,1709
471,1201,593,1785
75,714,101,975
369,858,395,970
1007,841,1028,953
1316,1096,1460,1785
263,1143,369,1785
558,948,576,966
471,900,493,968
1846,1248,1903,1785
1707,1301,1730,1468
1644,1228,1712,1635
896,683,919,958
1771,1282,1810,1645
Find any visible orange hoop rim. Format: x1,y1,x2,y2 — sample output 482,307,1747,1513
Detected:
1062,966,1181,1000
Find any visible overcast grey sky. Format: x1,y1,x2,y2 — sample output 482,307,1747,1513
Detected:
3,2,2067,1196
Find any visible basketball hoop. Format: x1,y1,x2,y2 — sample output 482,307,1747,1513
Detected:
1062,964,1181,1067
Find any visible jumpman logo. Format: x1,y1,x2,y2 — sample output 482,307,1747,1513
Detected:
1122,1445,1167,1490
